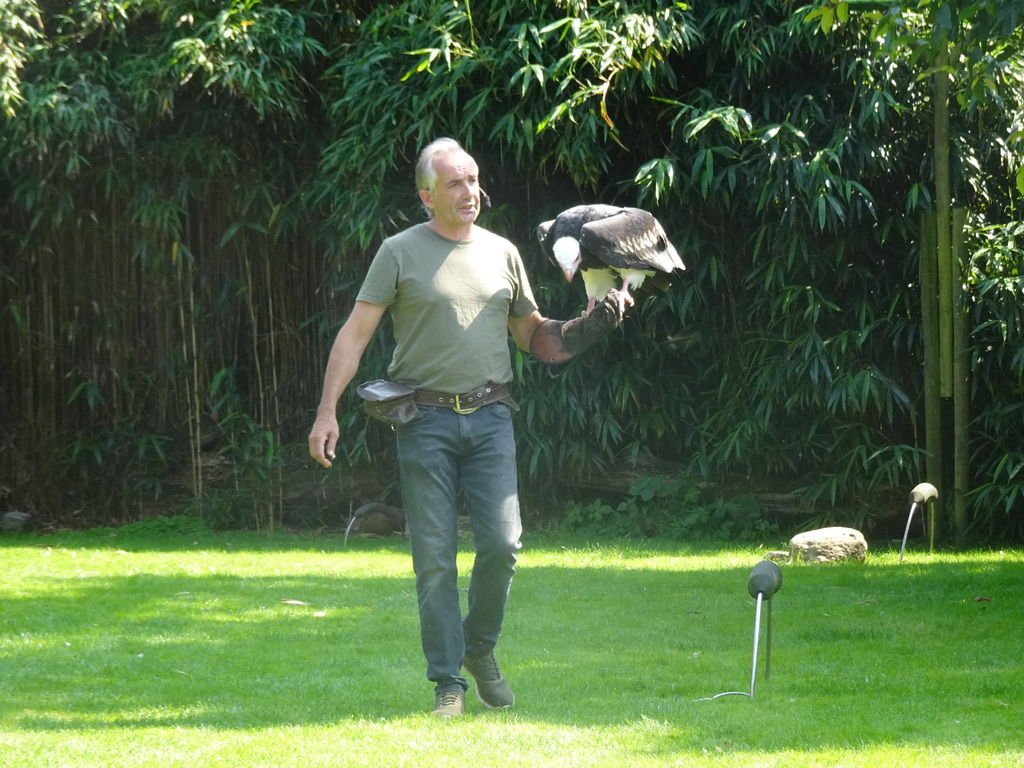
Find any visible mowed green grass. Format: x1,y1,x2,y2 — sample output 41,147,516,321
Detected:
1,526,1021,767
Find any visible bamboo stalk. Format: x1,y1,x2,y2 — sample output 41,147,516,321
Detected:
920,210,942,539
934,42,953,400
951,207,969,545
177,241,202,510
265,247,283,531
243,251,271,531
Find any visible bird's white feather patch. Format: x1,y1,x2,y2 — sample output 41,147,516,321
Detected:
619,269,653,291
552,236,581,273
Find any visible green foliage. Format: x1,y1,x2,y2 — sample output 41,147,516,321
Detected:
0,2,41,118
1,0,1024,539
561,475,777,541
964,221,1024,539
89,513,210,538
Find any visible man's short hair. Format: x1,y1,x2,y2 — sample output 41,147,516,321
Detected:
416,137,465,194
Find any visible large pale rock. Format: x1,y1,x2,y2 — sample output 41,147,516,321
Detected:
790,526,867,563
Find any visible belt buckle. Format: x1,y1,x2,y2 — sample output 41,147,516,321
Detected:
453,394,479,414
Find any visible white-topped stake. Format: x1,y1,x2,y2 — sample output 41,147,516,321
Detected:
900,482,938,563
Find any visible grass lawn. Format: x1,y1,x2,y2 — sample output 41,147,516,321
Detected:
1,524,1021,767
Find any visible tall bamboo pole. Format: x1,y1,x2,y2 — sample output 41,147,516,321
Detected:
931,37,970,543
934,41,953,401
265,248,283,530
951,207,969,543
920,210,942,541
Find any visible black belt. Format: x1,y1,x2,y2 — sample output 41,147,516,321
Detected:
413,383,515,413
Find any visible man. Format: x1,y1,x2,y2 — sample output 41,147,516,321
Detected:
309,138,620,717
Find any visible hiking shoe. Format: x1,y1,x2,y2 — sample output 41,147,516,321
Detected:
432,688,465,718
462,651,515,709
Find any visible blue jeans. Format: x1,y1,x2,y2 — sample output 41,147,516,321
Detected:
395,403,523,692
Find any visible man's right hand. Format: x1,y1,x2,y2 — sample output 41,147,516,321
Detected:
307,301,387,467
308,413,340,468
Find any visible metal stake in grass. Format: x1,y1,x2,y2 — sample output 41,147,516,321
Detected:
697,559,783,701
899,482,938,563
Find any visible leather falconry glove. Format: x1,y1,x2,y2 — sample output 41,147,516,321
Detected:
529,289,625,366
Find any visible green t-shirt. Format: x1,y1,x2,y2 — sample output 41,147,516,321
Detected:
356,223,538,393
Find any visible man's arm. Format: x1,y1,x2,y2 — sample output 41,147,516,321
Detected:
508,311,545,351
309,300,387,467
514,290,624,365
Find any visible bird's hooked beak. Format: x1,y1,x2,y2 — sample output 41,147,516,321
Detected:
552,236,582,283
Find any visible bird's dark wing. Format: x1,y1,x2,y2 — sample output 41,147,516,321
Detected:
535,219,555,257
579,209,681,273
535,219,560,271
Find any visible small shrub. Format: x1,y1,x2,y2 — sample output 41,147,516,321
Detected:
560,475,778,541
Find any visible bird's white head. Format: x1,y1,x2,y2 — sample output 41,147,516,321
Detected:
552,236,581,282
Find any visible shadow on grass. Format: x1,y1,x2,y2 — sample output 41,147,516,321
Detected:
1,569,428,728
1,533,1021,756
0,528,376,554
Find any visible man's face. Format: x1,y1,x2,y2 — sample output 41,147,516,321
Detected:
420,151,481,231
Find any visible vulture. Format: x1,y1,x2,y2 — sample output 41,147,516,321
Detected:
536,204,685,316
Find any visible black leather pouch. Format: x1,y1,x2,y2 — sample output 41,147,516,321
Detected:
356,380,419,426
